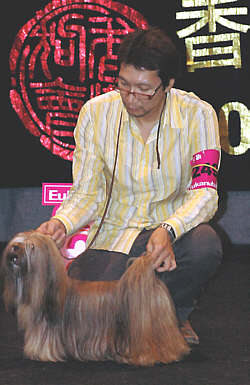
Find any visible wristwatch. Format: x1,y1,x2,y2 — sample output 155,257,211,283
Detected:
159,223,176,243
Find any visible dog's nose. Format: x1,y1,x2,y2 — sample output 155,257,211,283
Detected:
10,254,19,265
8,245,21,267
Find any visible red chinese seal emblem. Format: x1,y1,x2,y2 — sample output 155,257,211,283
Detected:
10,0,148,161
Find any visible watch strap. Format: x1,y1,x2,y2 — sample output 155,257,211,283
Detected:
159,223,176,243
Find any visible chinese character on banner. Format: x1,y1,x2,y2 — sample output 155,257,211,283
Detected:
10,0,148,161
176,0,249,72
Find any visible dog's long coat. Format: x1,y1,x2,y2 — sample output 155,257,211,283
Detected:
1,231,190,366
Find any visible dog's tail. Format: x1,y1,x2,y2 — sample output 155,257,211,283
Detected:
114,252,190,366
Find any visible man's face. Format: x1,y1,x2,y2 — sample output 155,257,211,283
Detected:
117,63,172,118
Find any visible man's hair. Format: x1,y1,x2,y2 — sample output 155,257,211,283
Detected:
118,27,181,87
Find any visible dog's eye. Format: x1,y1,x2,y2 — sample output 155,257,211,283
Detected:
12,245,20,252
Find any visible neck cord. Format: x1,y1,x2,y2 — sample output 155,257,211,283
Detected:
82,95,165,251
86,112,123,250
156,96,167,169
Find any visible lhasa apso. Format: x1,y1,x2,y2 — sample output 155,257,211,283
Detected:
1,231,189,366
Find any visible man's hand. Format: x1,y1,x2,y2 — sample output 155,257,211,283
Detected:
36,218,67,248
146,227,177,272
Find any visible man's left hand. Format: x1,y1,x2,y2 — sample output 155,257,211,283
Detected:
146,227,177,272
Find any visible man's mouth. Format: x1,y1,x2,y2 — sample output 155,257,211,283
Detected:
125,104,140,114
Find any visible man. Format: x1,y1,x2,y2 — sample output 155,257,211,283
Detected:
37,27,222,345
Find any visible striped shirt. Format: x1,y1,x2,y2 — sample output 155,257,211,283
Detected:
54,88,221,254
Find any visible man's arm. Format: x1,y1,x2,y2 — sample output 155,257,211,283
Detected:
147,100,221,271
37,103,105,245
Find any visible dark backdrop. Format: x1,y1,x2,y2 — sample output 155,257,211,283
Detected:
2,0,249,190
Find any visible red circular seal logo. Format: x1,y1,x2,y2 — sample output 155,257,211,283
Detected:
10,0,148,161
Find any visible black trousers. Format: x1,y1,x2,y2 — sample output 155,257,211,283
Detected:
68,224,223,322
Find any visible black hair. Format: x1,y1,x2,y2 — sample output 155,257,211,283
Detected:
118,27,181,87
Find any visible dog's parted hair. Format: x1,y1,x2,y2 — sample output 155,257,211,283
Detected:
1,231,190,366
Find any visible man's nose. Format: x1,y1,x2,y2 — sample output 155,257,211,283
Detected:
126,90,137,101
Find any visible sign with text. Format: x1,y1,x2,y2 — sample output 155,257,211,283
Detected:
42,183,90,267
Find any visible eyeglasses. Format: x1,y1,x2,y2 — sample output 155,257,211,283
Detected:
115,81,163,100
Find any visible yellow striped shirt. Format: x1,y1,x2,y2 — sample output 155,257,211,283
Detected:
54,88,220,254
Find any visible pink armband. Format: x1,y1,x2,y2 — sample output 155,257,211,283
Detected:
189,149,220,191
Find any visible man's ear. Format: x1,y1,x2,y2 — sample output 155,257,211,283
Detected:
164,78,175,93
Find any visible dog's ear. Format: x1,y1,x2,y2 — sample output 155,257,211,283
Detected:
28,233,68,325
41,252,67,325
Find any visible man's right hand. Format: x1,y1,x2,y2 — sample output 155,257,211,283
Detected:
36,218,67,248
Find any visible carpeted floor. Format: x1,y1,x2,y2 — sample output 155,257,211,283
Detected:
0,242,249,385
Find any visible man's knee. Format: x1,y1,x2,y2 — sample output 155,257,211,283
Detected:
174,224,223,277
187,224,222,274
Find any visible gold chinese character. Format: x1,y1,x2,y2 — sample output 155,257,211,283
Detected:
176,0,249,38
176,0,249,71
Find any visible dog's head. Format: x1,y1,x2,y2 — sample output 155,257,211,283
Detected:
1,231,67,321
2,231,64,276
2,233,35,276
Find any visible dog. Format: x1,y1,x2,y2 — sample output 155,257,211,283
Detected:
1,231,190,366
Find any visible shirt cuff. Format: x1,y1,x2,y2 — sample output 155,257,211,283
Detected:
53,214,73,235
164,216,185,240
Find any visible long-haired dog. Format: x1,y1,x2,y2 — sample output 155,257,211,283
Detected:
1,231,190,366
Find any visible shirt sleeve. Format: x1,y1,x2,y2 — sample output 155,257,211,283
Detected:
53,102,105,235
166,102,221,239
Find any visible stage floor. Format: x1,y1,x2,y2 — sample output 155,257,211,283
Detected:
0,243,249,385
